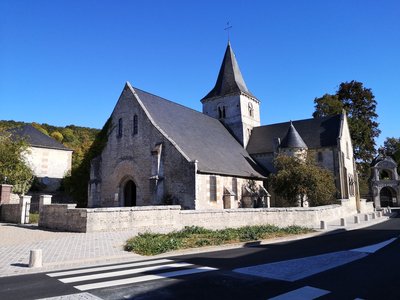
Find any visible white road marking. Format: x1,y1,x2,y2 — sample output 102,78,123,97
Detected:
60,262,193,283
36,292,103,300
234,251,367,282
269,286,330,300
47,259,173,277
74,266,217,291
350,238,397,253
235,237,397,282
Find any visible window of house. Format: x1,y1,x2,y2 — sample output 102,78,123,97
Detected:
232,177,238,200
248,102,254,117
133,115,138,135
210,176,217,201
318,152,323,162
118,118,123,137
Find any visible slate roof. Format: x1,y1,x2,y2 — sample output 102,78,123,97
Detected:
280,122,308,149
201,42,255,101
247,115,342,154
11,125,72,151
130,85,266,179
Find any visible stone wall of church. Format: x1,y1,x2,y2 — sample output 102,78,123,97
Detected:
195,173,263,210
93,86,196,208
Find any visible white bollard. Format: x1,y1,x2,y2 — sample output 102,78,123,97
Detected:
388,207,392,213
340,218,347,226
377,211,382,218
354,215,360,224
372,212,376,220
29,249,42,268
320,220,327,230
364,214,369,221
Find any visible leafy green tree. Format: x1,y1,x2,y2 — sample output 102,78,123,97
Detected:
383,137,400,156
269,154,336,207
313,80,380,166
0,129,34,194
51,131,64,143
31,122,49,136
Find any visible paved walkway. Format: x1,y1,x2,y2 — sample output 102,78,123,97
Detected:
0,211,393,277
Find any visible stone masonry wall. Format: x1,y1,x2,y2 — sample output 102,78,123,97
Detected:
94,85,196,208
38,199,374,233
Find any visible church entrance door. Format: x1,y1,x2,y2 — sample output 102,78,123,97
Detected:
124,180,137,206
380,187,397,207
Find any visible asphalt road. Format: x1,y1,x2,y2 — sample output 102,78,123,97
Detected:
1,214,399,300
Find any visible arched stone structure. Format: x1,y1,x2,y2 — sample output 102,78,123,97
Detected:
120,177,137,207
370,154,400,209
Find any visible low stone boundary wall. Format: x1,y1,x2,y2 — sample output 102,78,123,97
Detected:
38,198,374,233
0,195,31,224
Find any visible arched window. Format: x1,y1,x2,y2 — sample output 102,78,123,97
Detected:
232,177,238,200
133,115,138,135
118,118,123,137
218,105,226,119
210,176,217,201
248,102,254,117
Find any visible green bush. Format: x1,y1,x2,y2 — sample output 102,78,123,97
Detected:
125,225,312,256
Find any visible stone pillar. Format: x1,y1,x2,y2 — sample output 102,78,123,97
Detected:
0,184,13,204
39,195,52,209
19,195,31,224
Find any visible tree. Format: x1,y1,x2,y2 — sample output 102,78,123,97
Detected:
269,154,336,207
383,137,400,156
313,81,380,165
51,131,64,143
0,128,34,194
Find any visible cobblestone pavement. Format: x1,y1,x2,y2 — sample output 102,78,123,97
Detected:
0,223,141,277
0,211,392,277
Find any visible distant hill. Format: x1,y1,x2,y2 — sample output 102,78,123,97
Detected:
0,120,100,170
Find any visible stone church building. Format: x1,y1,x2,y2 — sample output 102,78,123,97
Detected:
88,42,358,210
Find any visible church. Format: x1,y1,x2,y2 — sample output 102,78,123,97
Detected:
88,42,358,210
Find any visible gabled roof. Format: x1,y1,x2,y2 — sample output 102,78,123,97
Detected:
280,122,307,149
247,115,342,154
201,42,255,101
11,125,72,151
129,84,265,179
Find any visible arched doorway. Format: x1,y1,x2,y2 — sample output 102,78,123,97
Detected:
380,187,397,207
123,180,137,206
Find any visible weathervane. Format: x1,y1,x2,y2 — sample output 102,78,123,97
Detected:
224,22,232,41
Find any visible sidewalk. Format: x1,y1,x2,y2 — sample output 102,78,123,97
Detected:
0,211,393,277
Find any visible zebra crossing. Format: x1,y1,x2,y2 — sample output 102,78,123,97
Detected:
47,258,218,291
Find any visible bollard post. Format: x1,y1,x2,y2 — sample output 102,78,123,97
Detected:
320,220,327,230
377,211,382,218
372,212,376,220
388,207,392,213
354,215,360,224
340,218,347,226
364,214,369,222
29,249,42,268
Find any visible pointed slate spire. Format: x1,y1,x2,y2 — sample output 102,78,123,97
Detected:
280,122,308,149
202,42,254,101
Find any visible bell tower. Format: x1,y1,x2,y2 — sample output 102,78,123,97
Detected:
201,42,260,147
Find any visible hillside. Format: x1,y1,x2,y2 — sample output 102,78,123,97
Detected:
0,120,100,170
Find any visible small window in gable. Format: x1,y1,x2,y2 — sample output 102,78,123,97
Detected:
118,118,123,137
210,176,217,202
218,105,226,119
133,115,138,135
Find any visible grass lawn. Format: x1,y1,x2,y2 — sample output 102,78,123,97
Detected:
125,225,313,255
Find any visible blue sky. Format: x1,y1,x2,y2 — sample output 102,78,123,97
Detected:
1,0,399,147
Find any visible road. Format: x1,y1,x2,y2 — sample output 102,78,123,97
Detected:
1,214,399,300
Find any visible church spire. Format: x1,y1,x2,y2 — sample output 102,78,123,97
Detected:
201,42,254,101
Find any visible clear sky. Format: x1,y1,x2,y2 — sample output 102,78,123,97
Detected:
1,0,399,147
